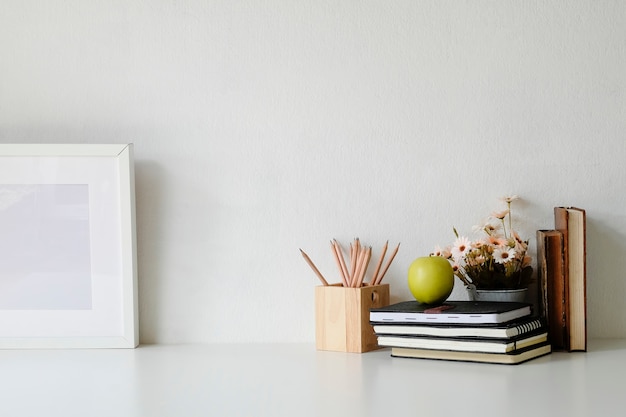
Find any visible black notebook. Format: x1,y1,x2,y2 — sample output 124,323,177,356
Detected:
370,300,532,325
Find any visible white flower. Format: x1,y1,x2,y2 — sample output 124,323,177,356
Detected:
451,236,471,260
500,195,520,203
493,247,516,264
491,209,510,220
473,219,500,235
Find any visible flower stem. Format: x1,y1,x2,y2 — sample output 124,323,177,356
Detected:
507,201,512,235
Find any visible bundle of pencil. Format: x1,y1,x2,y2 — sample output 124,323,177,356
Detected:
300,238,400,287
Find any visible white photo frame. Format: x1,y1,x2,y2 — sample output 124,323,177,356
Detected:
0,144,138,348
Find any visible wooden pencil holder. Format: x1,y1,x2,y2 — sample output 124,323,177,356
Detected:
315,283,390,353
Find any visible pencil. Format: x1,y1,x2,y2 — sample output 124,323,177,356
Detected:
356,246,372,287
352,246,367,287
299,248,329,286
370,240,388,285
333,239,351,287
349,242,357,284
374,242,400,285
331,240,349,287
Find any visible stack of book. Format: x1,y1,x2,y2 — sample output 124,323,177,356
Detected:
370,300,551,364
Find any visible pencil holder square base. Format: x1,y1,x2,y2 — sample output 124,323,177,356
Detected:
315,283,390,353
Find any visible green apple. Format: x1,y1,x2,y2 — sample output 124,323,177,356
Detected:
408,256,454,304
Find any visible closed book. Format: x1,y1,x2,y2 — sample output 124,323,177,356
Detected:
391,342,552,365
369,300,532,325
372,316,544,339
554,207,587,351
537,229,568,350
377,330,548,353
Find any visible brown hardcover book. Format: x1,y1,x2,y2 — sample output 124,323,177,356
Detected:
554,207,587,351
537,229,567,350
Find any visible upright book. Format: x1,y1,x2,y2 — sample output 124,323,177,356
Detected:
536,229,568,350
554,206,587,351
369,301,532,325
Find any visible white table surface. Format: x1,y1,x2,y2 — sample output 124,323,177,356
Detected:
1,339,624,417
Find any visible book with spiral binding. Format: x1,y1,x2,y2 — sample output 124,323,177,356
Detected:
377,328,548,353
371,316,545,339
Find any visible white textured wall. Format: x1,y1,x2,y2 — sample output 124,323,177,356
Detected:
1,1,625,343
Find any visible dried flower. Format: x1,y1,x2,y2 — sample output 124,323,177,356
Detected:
500,195,520,203
493,247,516,264
491,209,510,220
451,236,472,259
433,196,533,290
